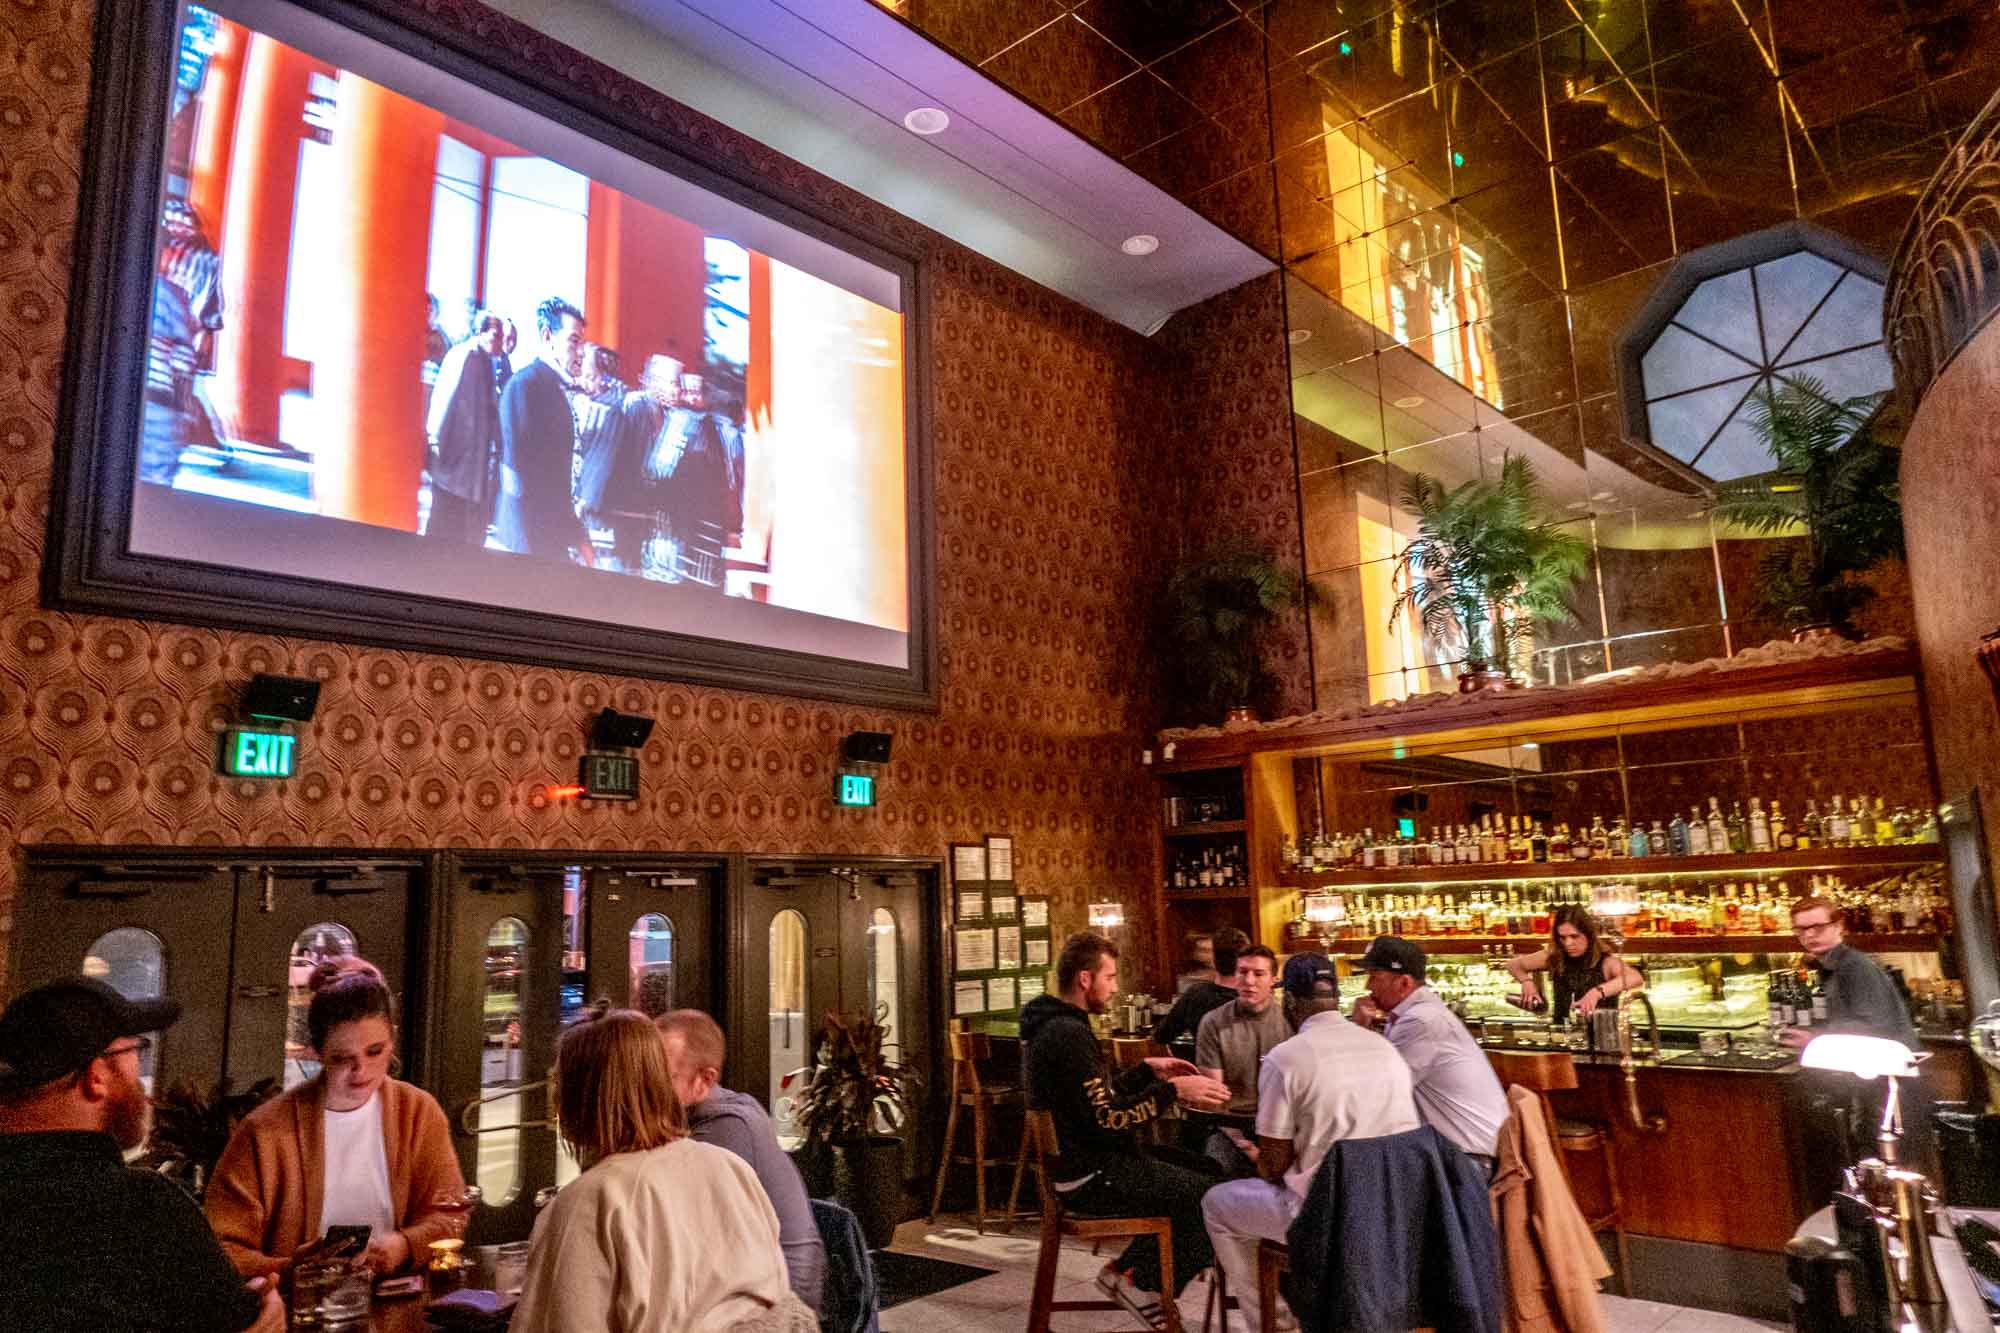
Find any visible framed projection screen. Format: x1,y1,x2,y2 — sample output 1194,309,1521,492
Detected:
46,0,935,710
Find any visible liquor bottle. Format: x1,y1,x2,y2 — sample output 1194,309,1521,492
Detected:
1705,798,1727,855
1651,820,1669,856
1429,826,1446,866
1891,805,1913,844
1849,795,1874,847
1727,801,1749,854
1509,817,1532,864
1669,810,1690,857
1589,815,1611,860
1629,820,1651,858
1827,796,1849,847
1792,972,1815,1029
1919,807,1940,843
1531,821,1549,863
1763,883,1786,933
1549,823,1571,861
1767,972,1787,1030
1607,816,1628,859
1811,976,1829,1025
1722,884,1742,931
1456,824,1475,864
1687,806,1710,856
1748,797,1772,853
1773,802,1793,851
1873,797,1894,847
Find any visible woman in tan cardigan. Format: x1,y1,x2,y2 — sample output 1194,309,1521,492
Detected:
207,959,465,1278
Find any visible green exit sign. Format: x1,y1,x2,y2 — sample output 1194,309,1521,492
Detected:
220,729,296,779
835,772,876,806
579,752,641,801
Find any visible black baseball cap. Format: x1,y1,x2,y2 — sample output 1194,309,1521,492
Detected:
1353,936,1428,982
1280,952,1340,1001
0,976,179,1093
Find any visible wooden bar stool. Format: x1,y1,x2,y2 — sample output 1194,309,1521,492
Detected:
1257,1240,1290,1333
1022,1109,1185,1333
928,1028,1029,1233
1487,1049,1631,1296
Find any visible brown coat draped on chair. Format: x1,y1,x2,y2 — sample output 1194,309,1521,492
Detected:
1490,1085,1610,1333
204,1076,465,1278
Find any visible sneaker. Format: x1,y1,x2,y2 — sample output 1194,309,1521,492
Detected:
1096,1264,1168,1330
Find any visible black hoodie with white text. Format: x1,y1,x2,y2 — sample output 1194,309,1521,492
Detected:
1020,992,1175,1182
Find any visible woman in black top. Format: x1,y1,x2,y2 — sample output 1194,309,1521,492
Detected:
1506,905,1640,1022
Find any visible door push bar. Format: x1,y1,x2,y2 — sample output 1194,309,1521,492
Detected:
455,1069,557,1136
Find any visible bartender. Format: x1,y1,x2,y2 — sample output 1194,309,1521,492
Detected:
1504,905,1640,1023
1781,894,1918,1049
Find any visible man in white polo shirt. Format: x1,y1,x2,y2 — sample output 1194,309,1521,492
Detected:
1201,953,1419,1333
1352,935,1509,1172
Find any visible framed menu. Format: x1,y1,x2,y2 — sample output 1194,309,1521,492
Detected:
1021,898,1049,928
955,927,996,972
989,894,1018,920
957,888,985,921
986,835,1013,881
986,976,1017,1012
1025,936,1050,967
954,980,987,1016
952,843,988,883
996,925,1022,968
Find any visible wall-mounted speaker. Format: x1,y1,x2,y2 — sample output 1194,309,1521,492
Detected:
842,730,893,764
242,674,320,723
590,708,655,750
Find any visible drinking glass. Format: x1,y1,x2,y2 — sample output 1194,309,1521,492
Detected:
494,1241,531,1299
290,1258,341,1329
1698,1030,1730,1057
320,1265,372,1327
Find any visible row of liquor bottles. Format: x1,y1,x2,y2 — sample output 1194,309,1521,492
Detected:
1169,843,1249,890
1281,794,1940,872
1284,872,1947,943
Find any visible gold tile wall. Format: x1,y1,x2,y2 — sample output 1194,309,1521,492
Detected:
887,0,1991,709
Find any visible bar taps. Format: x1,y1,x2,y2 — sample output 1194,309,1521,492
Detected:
1615,990,1667,1134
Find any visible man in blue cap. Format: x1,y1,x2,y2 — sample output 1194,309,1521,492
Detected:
0,976,284,1333
1200,952,1418,1333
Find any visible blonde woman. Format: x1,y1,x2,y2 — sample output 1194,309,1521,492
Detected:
512,1009,813,1333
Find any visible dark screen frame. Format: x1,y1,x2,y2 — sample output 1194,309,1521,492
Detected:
45,0,937,712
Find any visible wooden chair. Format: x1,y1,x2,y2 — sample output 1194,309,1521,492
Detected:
1022,1108,1185,1333
1257,1240,1290,1333
928,1028,1030,1233
1487,1049,1631,1296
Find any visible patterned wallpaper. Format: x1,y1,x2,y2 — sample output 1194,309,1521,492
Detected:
0,0,1265,990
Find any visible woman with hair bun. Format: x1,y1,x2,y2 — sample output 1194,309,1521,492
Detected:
207,956,466,1279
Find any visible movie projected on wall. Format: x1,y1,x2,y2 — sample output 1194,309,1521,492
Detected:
124,0,914,680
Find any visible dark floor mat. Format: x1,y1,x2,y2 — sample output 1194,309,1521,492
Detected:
871,1248,1000,1310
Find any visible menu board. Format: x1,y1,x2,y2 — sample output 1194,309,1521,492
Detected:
989,894,1018,920
952,843,987,883
986,976,1017,1012
986,835,1014,881
955,927,996,972
957,888,985,921
954,980,987,1016
1026,936,1050,967
942,836,1053,1019
1022,899,1049,928
997,925,1022,968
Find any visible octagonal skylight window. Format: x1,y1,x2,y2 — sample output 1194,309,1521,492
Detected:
1616,223,1894,483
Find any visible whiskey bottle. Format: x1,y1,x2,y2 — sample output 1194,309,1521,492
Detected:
1508,816,1532,864
1589,814,1611,860
1799,799,1820,850
1773,802,1793,851
1747,798,1771,852
1849,795,1874,847
1549,823,1571,861
1531,821,1549,863
1607,815,1629,859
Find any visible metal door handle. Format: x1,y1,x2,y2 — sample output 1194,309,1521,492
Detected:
456,1071,556,1136
235,984,283,1000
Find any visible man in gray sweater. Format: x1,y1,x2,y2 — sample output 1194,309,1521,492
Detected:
1193,945,1291,1175
657,1010,826,1314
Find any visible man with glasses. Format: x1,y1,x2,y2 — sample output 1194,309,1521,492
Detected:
0,976,283,1333
1783,894,1919,1050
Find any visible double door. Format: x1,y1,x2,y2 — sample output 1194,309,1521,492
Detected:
736,862,934,1166
11,854,416,1097
437,857,719,1241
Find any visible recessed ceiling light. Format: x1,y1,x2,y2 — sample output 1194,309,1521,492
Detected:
1565,499,1591,510
903,107,950,135
1590,490,1615,501
1392,394,1425,409
1288,328,1313,345
1121,234,1160,256
1519,741,1540,750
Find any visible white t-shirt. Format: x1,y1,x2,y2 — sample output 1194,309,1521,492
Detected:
319,1090,396,1239
1255,1009,1421,1197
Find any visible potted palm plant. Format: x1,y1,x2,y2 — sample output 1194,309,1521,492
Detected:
1709,375,1904,639
1158,534,1304,725
1390,454,1590,691
784,1008,913,1248
134,1076,280,1197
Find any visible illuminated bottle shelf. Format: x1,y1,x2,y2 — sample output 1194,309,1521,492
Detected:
1275,844,1943,891
1292,931,1940,956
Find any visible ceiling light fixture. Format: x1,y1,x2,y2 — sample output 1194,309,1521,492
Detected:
1590,490,1615,501
1392,394,1426,409
1121,234,1160,256
1288,328,1313,345
902,106,950,135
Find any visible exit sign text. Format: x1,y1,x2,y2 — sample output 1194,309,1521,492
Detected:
220,729,297,779
835,772,876,806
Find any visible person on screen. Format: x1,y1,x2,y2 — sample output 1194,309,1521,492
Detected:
496,297,593,564
142,200,226,487
636,354,685,579
424,311,504,545
572,344,657,573
650,372,739,590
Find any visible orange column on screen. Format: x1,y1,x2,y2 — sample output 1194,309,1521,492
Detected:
215,33,315,448
313,73,443,531
187,20,246,242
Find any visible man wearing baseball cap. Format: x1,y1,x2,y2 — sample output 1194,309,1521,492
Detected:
1352,936,1509,1170
1200,952,1419,1333
0,976,284,1333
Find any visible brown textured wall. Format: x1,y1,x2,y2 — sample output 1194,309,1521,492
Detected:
1902,326,2000,891
0,0,1255,989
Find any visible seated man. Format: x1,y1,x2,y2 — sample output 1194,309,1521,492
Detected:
1192,945,1290,1175
1024,932,1231,1329
1201,953,1420,1333
1352,936,1508,1171
0,977,284,1333
1152,925,1247,1052
656,1009,826,1316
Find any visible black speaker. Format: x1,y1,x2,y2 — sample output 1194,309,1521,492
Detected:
242,674,320,723
590,708,655,750
842,730,892,764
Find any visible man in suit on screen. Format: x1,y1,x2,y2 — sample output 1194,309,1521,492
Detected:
495,297,592,563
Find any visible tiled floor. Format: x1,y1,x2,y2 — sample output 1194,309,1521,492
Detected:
880,1215,1787,1333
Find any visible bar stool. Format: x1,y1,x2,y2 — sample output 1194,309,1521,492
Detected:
1021,1109,1185,1333
928,1028,1029,1233
1487,1048,1631,1296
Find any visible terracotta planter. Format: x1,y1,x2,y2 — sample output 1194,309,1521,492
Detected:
1791,624,1847,645
1457,668,1522,693
1223,705,1257,725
